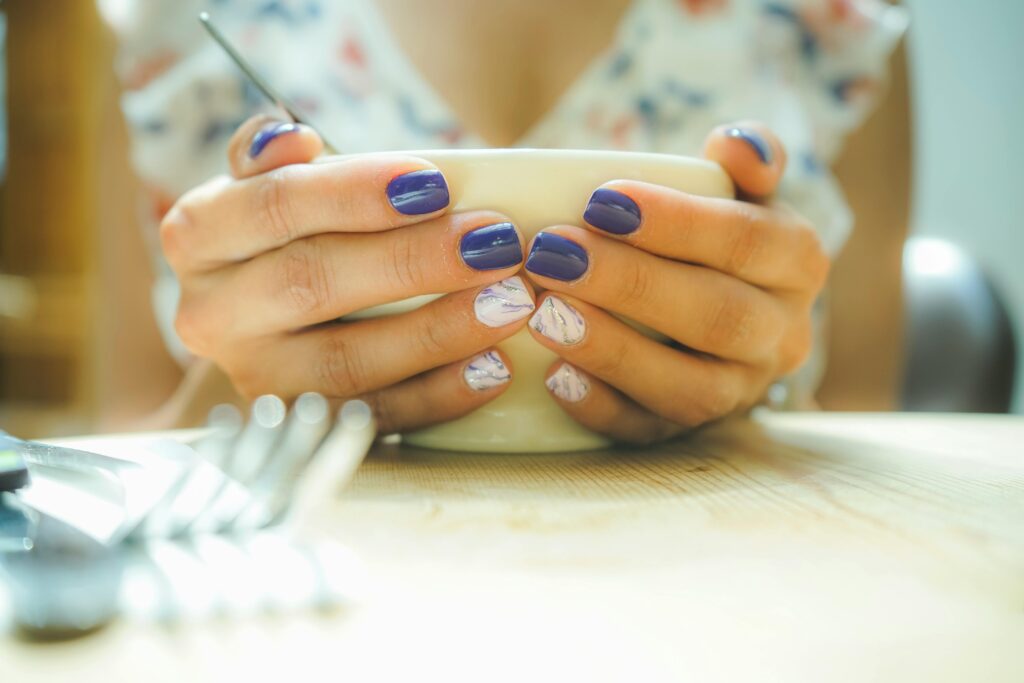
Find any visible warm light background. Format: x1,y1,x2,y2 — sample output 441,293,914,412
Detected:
0,2,114,436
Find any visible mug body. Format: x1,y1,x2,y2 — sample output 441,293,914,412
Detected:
341,149,734,452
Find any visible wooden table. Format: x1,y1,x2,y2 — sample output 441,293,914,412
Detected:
3,412,1024,682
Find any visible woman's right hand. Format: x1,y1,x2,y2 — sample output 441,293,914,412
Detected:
160,115,536,433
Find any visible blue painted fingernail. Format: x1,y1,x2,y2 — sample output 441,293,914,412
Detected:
525,233,589,282
386,169,450,215
460,222,523,271
725,127,773,164
249,122,300,158
584,188,642,235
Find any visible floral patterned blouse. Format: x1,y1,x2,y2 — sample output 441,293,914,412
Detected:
102,0,908,392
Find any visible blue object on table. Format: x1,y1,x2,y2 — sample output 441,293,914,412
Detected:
0,493,35,553
0,434,30,492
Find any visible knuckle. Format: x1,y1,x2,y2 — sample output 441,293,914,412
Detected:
254,167,298,245
676,378,738,427
804,234,831,289
173,299,210,356
228,364,268,401
617,257,654,307
789,220,830,288
315,334,368,397
586,333,631,377
412,314,451,358
361,392,399,434
725,211,766,278
778,320,813,373
703,292,759,354
279,239,334,317
639,419,687,446
383,233,426,292
619,418,683,447
159,201,196,270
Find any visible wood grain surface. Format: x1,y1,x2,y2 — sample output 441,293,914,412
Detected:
3,412,1023,682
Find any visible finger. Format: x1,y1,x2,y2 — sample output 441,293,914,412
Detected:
184,214,528,338
529,294,759,429
523,226,787,363
362,349,513,435
542,362,685,445
702,121,787,200
228,114,324,179
581,180,829,291
213,279,534,399
161,154,451,273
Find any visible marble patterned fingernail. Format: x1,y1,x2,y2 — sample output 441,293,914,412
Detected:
546,363,589,403
474,276,535,327
529,296,586,345
464,351,511,391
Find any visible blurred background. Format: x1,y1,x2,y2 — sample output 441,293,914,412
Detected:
0,0,1020,438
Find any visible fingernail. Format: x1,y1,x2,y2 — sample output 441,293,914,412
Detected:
724,127,773,164
525,233,589,281
475,276,535,327
584,188,642,235
529,296,586,345
460,222,523,271
387,169,450,215
249,122,301,158
464,351,511,391
546,363,589,403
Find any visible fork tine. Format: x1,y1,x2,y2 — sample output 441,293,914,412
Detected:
183,396,287,535
229,393,331,531
142,406,243,540
283,400,375,534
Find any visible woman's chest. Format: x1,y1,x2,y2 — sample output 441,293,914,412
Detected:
372,0,635,146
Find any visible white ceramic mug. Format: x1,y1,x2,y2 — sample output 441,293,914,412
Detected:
341,149,733,452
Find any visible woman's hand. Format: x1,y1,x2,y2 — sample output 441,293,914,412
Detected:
523,123,830,444
162,115,536,433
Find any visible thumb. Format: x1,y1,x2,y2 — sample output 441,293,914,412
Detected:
703,121,787,201
227,114,324,180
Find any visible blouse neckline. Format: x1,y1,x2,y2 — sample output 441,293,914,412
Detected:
356,0,647,148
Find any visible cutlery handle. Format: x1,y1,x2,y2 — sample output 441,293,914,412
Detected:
0,436,30,492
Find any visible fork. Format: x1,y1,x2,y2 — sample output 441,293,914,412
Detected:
1,396,376,635
128,394,375,541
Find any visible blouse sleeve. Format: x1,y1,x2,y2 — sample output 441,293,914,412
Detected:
761,0,909,160
753,0,909,258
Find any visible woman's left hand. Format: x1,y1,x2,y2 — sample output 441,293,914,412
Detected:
523,122,830,444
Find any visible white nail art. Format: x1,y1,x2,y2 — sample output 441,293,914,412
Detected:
546,363,589,403
464,351,511,391
529,296,586,345
474,276,535,327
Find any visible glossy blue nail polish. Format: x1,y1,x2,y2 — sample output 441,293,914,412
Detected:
460,222,523,271
249,122,300,158
584,188,642,235
386,170,450,215
725,127,773,164
525,233,589,282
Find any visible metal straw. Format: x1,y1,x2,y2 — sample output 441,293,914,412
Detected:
198,11,340,154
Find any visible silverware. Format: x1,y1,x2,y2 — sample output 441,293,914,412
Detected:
198,11,340,154
133,395,375,540
0,396,376,636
